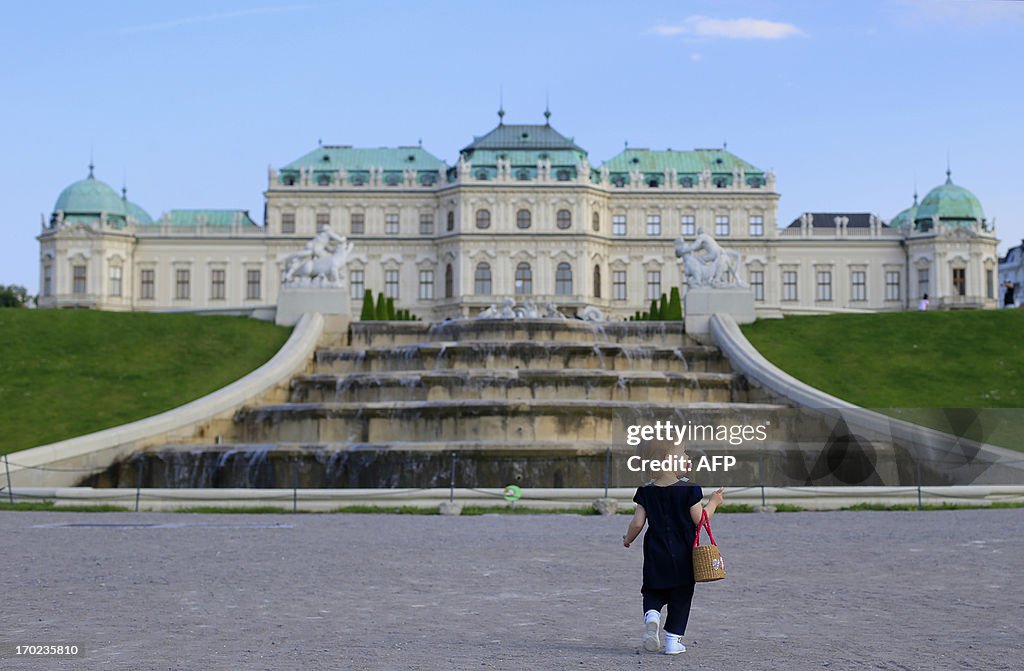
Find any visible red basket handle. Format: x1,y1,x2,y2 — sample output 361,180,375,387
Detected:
693,508,717,547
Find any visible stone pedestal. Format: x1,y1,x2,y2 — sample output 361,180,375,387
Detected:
275,286,350,327
438,501,464,516
684,287,756,343
592,498,619,516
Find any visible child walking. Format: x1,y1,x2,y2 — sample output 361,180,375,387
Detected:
622,448,725,655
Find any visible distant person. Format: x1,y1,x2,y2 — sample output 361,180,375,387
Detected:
918,293,929,311
1004,281,1016,308
622,441,725,655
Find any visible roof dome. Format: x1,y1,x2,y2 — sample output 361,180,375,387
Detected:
124,199,153,225
53,168,126,217
914,172,985,225
889,193,918,229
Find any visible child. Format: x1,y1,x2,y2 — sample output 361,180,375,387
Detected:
622,442,725,655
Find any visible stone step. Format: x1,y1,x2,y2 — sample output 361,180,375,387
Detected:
314,342,728,374
347,319,696,348
290,369,747,404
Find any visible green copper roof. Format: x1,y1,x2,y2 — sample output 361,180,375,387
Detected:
888,203,917,229
462,123,584,153
54,172,127,217
602,148,763,175
124,198,153,225
915,173,985,224
464,149,586,166
283,146,445,172
149,209,259,227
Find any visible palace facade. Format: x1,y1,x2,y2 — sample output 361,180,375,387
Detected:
37,115,1001,318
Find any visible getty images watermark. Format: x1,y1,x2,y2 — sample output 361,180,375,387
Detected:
624,419,769,473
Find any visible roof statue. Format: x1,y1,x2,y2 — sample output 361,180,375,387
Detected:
278,225,354,288
674,227,745,288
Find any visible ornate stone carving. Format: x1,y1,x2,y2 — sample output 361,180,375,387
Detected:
674,227,744,288
278,225,354,288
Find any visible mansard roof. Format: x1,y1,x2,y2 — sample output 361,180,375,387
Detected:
461,123,585,154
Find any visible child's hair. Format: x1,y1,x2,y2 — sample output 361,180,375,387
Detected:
637,439,688,481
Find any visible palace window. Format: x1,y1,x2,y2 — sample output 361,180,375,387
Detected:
515,262,532,295
385,213,400,235
592,211,600,232
43,265,52,297
680,215,695,237
445,264,454,298
246,270,261,300
612,215,626,236
886,271,901,301
750,271,764,302
474,262,492,295
446,211,455,231
782,270,798,301
385,269,400,298
647,214,661,236
281,212,296,234
317,173,330,186
917,268,929,298
749,215,764,237
613,270,627,301
72,265,87,295
419,269,434,300
816,271,832,302
175,269,191,300
851,271,866,302
350,269,364,300
986,269,994,299
211,269,226,300
476,209,491,229
593,265,602,298
419,213,434,235
556,169,571,181
140,269,155,300
952,268,966,297
646,270,661,300
109,266,122,297
516,209,531,229
715,215,730,237
555,262,573,295
350,212,365,235
557,209,572,230
316,212,329,231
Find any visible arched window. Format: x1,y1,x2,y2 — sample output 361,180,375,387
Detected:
474,262,492,295
557,209,572,229
447,211,455,231
516,209,532,229
317,173,331,186
593,265,602,298
592,211,600,232
555,262,573,296
445,264,454,298
515,262,532,295
476,209,491,229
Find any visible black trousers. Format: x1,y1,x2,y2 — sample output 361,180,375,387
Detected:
642,582,695,636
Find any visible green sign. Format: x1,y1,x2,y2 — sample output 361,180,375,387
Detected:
502,484,522,502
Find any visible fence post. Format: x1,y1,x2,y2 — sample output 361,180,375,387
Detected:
4,454,13,504
603,447,611,499
449,451,456,504
915,457,923,511
292,459,298,513
134,458,143,513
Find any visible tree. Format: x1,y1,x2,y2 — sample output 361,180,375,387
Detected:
375,292,387,321
658,293,669,321
666,287,683,321
385,297,396,320
360,289,376,321
0,284,29,308
649,299,661,321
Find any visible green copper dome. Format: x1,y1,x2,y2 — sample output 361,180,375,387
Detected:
914,172,985,226
889,193,918,229
54,169,126,217
124,199,153,225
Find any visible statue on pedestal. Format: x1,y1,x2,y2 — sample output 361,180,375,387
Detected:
279,225,354,287
674,227,744,288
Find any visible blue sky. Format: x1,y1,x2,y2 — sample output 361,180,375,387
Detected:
3,0,1022,293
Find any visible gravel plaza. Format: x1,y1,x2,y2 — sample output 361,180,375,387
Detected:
2,508,1022,670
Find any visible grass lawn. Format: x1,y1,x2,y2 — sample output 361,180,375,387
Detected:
741,310,1024,451
0,310,289,455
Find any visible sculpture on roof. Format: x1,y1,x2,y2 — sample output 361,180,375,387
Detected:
674,227,744,288
279,225,354,288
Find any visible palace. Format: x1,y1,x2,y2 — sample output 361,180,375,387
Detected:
37,114,1000,318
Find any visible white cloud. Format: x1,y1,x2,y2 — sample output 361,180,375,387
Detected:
652,15,804,40
118,4,320,35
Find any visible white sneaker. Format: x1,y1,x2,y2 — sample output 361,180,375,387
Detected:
642,611,661,652
664,632,686,655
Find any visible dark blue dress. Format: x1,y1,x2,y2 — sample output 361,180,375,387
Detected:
633,480,704,589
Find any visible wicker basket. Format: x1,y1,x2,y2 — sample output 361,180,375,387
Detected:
693,509,726,582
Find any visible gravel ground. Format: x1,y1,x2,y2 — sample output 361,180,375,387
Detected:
2,509,1022,671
